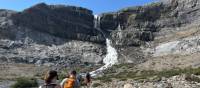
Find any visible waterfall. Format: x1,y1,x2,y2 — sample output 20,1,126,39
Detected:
90,39,118,77
94,15,105,38
94,15,100,29
90,15,118,77
116,24,123,45
103,39,118,65
117,24,122,38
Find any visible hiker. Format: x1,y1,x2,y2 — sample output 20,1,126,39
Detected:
83,73,92,87
39,70,61,88
76,74,83,85
60,70,80,88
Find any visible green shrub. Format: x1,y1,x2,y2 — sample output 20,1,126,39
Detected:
11,77,38,88
191,68,200,75
157,69,181,78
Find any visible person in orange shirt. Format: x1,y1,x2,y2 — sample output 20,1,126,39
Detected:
60,70,80,88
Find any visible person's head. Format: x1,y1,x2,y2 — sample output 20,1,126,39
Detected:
44,70,59,84
69,70,77,77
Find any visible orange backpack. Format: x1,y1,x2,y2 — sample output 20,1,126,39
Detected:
64,78,75,88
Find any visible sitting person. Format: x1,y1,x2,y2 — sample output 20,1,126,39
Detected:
39,70,61,88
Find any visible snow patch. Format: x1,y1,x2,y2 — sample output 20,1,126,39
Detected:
151,36,200,57
154,41,180,56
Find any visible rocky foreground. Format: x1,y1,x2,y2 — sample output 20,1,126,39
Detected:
93,75,200,88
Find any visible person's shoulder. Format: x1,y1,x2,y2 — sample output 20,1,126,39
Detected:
62,78,68,81
63,78,68,80
60,78,69,85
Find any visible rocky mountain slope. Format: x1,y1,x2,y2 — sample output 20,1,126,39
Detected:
1,0,200,87
94,0,200,87
0,3,106,66
96,0,200,65
0,3,107,80
93,75,200,88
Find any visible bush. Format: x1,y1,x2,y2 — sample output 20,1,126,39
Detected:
11,77,38,88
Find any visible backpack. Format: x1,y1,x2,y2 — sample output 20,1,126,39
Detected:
64,78,75,88
40,84,57,88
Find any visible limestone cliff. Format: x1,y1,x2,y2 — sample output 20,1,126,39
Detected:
98,0,200,64
0,3,106,68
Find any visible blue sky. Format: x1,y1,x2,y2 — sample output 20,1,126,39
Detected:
0,0,158,14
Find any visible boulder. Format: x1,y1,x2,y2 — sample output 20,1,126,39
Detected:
123,83,134,88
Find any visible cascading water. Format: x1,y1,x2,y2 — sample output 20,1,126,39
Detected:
94,15,100,29
90,15,118,77
94,15,105,38
103,39,118,65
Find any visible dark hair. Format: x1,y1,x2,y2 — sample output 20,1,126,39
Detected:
85,73,91,83
44,70,58,84
70,70,77,76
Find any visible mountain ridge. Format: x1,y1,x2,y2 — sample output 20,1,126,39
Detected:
1,0,200,87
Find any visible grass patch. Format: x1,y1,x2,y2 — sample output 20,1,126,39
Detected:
97,64,200,82
119,78,127,81
95,76,112,83
58,73,67,81
11,77,38,88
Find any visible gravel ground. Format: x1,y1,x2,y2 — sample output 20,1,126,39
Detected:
0,80,15,88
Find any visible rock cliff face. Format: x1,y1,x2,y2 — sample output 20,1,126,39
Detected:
97,0,200,64
100,0,200,45
0,3,106,68
11,3,105,43
0,3,106,44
